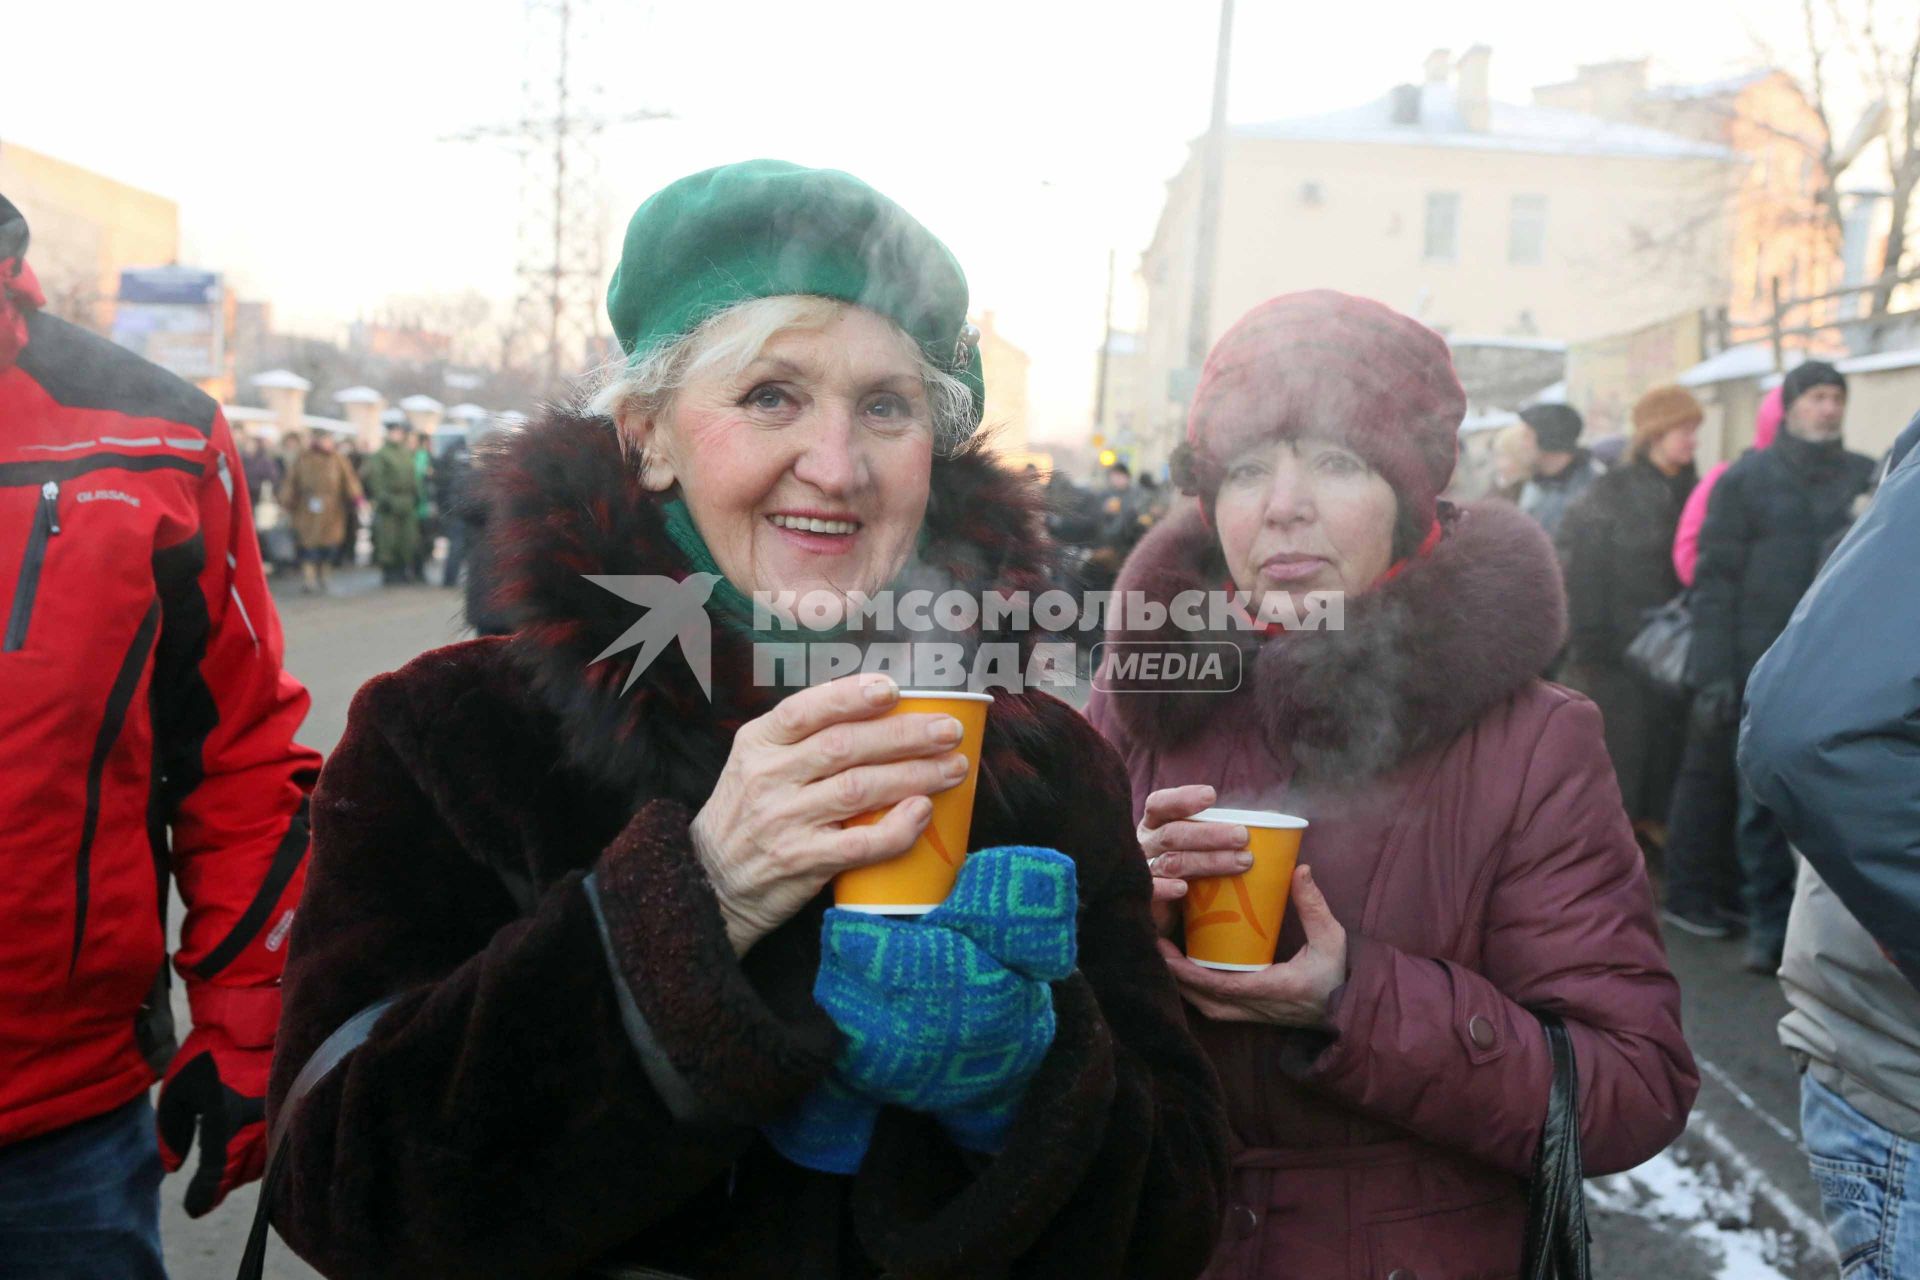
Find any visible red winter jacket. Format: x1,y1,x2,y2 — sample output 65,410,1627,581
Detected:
0,304,319,1146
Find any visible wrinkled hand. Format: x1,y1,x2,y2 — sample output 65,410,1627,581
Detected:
1691,679,1740,733
691,674,969,955
1157,865,1348,1029
155,1027,269,1217
1137,784,1254,936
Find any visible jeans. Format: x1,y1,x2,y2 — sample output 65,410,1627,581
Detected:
1803,1074,1920,1280
1737,780,1796,957
0,1096,167,1279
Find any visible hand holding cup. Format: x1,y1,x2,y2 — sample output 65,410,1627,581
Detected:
1137,785,1255,935
690,674,969,954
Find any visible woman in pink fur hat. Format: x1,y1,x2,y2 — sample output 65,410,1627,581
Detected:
1086,291,1696,1280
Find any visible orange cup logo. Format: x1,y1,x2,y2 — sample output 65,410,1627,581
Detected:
1181,810,1307,970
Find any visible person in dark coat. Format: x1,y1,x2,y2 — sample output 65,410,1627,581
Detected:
1660,393,1782,940
239,432,283,503
1517,401,1603,537
1689,359,1875,973
266,160,1228,1280
1086,292,1696,1280
434,431,474,588
1556,385,1700,839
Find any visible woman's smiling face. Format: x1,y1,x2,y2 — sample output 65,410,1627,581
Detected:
1212,435,1399,614
623,303,935,619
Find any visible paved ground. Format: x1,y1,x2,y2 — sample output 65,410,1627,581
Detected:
159,579,1840,1279
161,571,463,1280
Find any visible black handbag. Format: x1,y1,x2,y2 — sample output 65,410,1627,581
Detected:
1622,592,1692,699
1522,1014,1592,1280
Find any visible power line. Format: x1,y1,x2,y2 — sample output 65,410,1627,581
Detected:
443,0,672,395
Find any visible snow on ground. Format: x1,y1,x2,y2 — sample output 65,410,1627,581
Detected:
1590,1147,1808,1280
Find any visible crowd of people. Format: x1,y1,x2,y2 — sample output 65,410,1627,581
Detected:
1481,366,1885,979
238,411,479,593
2,164,1917,1280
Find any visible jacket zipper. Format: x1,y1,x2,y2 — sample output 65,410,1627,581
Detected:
3,480,60,652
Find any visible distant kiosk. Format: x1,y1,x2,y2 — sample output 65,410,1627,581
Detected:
333,385,387,453
397,393,445,440
250,369,313,441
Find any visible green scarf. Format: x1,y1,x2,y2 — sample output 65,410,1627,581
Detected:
659,497,932,650
661,497,764,637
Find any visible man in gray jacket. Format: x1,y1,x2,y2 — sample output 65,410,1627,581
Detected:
1741,413,1920,1279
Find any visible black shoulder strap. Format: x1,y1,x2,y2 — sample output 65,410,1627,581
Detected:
235,995,401,1280
1522,1013,1592,1280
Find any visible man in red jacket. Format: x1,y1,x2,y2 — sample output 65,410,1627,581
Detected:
0,194,319,1276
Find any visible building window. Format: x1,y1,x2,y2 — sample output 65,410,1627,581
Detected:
1424,192,1460,262
1508,195,1547,265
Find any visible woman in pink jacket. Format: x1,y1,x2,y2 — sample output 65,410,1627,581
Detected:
1086,291,1697,1279
1672,387,1782,586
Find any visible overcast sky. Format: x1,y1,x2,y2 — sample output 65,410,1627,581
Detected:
6,0,1832,439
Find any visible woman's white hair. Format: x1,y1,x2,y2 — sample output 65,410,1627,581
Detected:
583,295,976,455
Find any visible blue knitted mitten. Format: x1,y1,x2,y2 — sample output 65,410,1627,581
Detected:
761,846,1077,1173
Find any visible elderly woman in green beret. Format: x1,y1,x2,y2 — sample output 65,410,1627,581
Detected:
264,160,1229,1279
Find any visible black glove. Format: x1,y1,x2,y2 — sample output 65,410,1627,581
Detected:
156,1026,270,1217
1691,679,1740,734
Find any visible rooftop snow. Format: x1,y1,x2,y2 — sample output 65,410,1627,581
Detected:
250,369,313,391
1449,335,1570,353
397,394,445,413
1236,82,1733,161
333,385,384,404
1460,408,1522,435
445,402,490,420
1679,344,1780,386
1640,70,1773,102
1837,347,1920,375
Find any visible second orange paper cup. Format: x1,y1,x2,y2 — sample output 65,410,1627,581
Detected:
835,690,993,914
1181,807,1309,970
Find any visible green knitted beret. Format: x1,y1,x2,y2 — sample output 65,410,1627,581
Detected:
606,159,984,427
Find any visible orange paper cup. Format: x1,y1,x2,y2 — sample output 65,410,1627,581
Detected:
1181,807,1309,970
835,690,993,915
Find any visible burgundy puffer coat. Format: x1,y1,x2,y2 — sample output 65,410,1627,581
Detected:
1086,499,1698,1280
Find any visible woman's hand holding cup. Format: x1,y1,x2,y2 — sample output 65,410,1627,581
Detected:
1137,785,1254,936
691,674,969,954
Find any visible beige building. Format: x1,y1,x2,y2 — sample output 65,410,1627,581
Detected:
0,140,180,334
1136,46,1739,471
973,311,1031,460
1540,65,1841,328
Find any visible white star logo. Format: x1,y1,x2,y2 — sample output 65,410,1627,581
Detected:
584,573,724,699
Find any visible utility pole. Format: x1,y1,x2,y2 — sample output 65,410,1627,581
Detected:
1185,0,1235,372
1094,248,1117,435
444,0,672,396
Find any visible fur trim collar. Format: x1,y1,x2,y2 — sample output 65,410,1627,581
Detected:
1101,499,1566,782
477,409,1053,795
